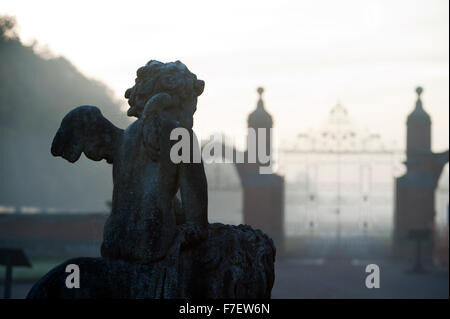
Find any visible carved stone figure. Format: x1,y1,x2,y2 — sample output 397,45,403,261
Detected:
27,60,275,299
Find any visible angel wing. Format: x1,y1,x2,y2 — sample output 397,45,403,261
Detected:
51,105,123,164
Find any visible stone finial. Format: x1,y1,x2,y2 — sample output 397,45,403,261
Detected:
415,86,425,110
416,86,423,97
257,86,264,97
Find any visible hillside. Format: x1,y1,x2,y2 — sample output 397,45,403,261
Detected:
0,16,130,211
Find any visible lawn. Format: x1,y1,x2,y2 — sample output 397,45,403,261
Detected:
0,256,66,282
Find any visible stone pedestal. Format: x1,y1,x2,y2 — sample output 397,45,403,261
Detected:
27,224,275,299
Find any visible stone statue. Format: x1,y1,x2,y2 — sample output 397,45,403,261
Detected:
27,60,275,299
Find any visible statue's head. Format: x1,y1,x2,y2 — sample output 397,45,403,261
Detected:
125,60,204,129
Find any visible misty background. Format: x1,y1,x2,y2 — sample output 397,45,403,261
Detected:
0,17,130,211
2,0,449,152
0,0,448,213
0,1,448,299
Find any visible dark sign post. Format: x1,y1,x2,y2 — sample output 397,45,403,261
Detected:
407,229,432,274
0,249,31,299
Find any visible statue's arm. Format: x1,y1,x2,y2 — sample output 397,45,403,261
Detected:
160,124,208,246
178,155,208,228
159,109,208,228
51,105,123,164
141,93,208,232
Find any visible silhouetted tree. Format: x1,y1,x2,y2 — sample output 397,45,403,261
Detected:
0,15,18,40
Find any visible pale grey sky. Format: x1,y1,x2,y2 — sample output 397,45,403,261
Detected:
2,0,449,151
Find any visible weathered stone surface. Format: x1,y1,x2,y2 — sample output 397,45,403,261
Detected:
30,60,276,299
51,61,208,264
27,223,275,299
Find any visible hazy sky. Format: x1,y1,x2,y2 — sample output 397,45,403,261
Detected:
2,0,449,151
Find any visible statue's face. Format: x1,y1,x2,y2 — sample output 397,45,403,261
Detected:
125,79,152,118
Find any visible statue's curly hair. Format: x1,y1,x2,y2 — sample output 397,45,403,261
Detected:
125,60,205,118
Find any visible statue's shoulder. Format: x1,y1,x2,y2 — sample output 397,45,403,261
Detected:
116,119,148,162
122,119,142,143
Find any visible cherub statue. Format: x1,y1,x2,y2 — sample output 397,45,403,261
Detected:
51,60,208,264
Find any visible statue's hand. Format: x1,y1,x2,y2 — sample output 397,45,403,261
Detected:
177,223,208,249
